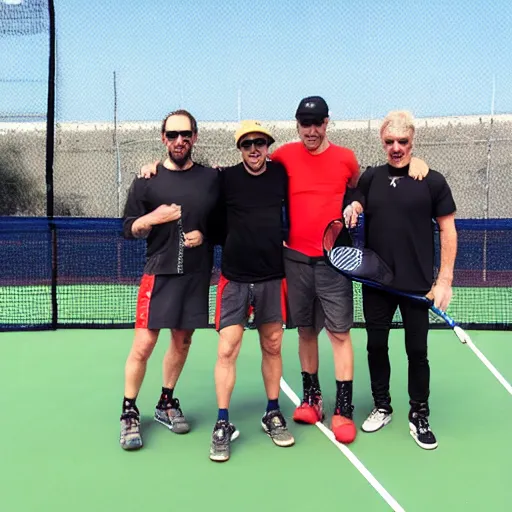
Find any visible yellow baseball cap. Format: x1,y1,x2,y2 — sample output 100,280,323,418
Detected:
235,120,275,148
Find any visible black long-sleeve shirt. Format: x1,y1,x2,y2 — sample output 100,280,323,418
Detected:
216,161,289,283
122,163,220,275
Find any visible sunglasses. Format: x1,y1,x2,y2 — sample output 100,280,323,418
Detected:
240,137,268,149
384,138,410,146
298,118,325,128
165,130,193,140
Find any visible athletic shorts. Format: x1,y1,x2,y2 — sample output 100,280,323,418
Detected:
284,247,353,333
135,272,210,330
215,275,288,331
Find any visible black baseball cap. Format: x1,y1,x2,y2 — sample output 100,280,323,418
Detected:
295,96,329,121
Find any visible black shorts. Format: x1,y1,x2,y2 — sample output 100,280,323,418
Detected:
215,275,287,331
284,247,353,333
135,272,210,330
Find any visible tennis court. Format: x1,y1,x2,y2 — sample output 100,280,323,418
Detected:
0,217,511,512
1,326,511,512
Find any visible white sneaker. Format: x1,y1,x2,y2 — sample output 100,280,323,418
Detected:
361,407,392,433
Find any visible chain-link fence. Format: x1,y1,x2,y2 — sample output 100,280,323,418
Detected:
1,116,511,219
1,1,511,331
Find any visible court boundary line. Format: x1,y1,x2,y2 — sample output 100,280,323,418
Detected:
463,337,512,395
280,377,405,512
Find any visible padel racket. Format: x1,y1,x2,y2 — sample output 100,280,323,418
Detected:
322,218,512,396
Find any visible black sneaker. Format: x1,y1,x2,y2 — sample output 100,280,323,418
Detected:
209,420,240,462
261,409,295,447
409,411,438,450
154,397,190,434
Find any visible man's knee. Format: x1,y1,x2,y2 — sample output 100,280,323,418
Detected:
259,324,283,357
218,326,243,363
326,329,351,345
171,329,194,354
131,328,159,362
298,326,319,343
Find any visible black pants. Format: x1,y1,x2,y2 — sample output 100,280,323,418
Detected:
362,285,430,413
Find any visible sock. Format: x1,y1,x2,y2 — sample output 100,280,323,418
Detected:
335,380,353,407
157,387,174,408
266,399,279,412
301,371,321,396
122,397,139,415
218,408,229,422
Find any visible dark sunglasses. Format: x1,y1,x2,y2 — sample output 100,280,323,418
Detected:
384,138,410,146
298,118,325,128
240,137,268,149
165,130,193,140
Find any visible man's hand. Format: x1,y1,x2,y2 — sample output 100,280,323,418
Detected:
148,204,181,225
139,160,160,179
183,230,203,248
409,157,429,181
343,201,363,228
431,279,453,312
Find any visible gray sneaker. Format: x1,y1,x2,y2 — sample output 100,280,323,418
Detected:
209,420,240,462
261,410,295,447
120,409,143,451
154,397,190,434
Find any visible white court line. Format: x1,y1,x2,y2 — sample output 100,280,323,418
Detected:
462,337,512,396
280,377,405,512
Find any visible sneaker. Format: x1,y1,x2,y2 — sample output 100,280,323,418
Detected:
209,420,240,462
120,409,143,451
261,410,295,447
331,405,357,444
361,408,392,433
292,394,324,424
409,411,438,450
154,397,190,434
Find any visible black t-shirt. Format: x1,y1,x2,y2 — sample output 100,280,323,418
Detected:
122,163,220,275
217,161,288,283
357,163,456,293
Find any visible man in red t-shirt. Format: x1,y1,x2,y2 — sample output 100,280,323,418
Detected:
271,96,428,445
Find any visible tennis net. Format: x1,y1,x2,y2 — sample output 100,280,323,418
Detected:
0,216,511,331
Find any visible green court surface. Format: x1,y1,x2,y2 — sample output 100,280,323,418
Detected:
0,327,511,512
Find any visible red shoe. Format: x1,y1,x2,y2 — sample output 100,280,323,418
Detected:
293,396,324,424
331,409,357,444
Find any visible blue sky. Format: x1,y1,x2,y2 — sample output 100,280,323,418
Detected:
1,0,512,122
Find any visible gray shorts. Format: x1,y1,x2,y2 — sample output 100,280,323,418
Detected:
284,247,353,333
215,275,287,331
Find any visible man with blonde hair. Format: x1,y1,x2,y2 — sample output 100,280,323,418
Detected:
344,110,457,450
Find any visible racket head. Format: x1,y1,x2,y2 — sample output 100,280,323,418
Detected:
322,218,352,255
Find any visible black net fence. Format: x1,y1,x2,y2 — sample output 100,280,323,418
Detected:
1,1,511,331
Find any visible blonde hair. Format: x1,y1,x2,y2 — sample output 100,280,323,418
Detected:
380,110,415,138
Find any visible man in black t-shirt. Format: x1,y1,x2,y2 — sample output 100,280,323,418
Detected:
119,110,219,451
344,110,457,450
209,120,295,462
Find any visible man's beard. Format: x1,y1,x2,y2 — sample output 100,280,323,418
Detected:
169,147,192,168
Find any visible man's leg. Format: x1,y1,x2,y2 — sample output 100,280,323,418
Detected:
283,253,323,424
259,321,294,447
210,278,247,462
399,298,437,450
154,329,194,434
120,327,159,450
315,264,357,443
361,286,397,434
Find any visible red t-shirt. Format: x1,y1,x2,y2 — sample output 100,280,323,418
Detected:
271,142,359,257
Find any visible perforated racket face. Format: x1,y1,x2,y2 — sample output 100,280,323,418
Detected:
329,245,363,272
322,219,344,253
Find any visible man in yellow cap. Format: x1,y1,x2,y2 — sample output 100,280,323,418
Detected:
206,120,294,462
